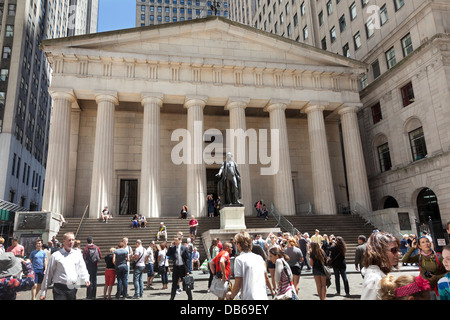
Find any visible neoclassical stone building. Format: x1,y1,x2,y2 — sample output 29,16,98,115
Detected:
40,17,370,219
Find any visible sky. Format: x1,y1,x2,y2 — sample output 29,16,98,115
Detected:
97,0,136,32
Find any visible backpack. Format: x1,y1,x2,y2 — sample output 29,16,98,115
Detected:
87,245,100,264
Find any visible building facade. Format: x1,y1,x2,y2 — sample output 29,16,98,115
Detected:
247,0,450,232
0,0,98,214
41,17,370,220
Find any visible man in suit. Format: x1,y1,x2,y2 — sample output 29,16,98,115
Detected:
167,235,192,300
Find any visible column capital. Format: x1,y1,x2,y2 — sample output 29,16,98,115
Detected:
141,92,164,107
48,88,77,102
264,99,290,112
304,104,326,114
184,95,208,109
225,97,250,111
338,103,363,115
94,91,119,105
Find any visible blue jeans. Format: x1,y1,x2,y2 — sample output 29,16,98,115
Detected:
133,265,145,297
115,264,129,298
333,266,350,295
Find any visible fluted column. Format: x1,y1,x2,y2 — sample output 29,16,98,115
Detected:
339,105,372,212
42,89,76,217
140,93,163,218
225,98,252,216
185,96,208,217
265,100,296,216
89,92,118,218
305,104,337,215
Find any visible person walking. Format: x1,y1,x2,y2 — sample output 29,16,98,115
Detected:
209,242,233,299
157,243,169,290
145,241,156,289
269,246,298,300
189,215,198,241
40,232,90,300
310,241,328,300
113,241,130,299
226,231,268,300
131,240,146,299
167,236,193,300
29,238,47,300
284,237,303,296
328,236,350,296
360,231,400,300
103,248,116,300
82,236,102,299
7,238,24,258
354,235,367,277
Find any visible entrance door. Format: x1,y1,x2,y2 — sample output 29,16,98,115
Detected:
119,179,138,215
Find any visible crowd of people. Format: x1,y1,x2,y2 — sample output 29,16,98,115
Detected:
1,218,449,301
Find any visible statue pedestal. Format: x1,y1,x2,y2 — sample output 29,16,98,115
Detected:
220,206,246,230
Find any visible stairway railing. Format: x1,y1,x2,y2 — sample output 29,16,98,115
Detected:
270,203,300,236
75,205,89,239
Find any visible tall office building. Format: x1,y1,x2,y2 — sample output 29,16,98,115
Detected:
136,0,228,26
0,0,98,220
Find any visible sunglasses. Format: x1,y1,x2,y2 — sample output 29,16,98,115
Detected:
388,247,399,254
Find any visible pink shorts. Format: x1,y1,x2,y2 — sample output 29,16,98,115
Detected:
104,269,116,286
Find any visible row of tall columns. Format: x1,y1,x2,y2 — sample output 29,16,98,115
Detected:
42,89,372,218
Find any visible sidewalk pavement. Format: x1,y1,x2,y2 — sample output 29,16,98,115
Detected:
15,263,421,301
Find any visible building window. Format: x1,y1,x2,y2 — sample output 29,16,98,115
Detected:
361,0,369,7
365,20,374,39
2,47,11,59
353,31,361,50
330,26,336,43
339,15,346,32
385,47,396,69
371,102,382,124
377,143,392,172
401,82,415,107
303,25,308,39
318,11,324,26
343,43,350,57
360,73,368,89
300,2,305,15
293,13,298,26
0,69,8,81
372,59,380,79
321,37,327,50
349,2,357,20
394,0,404,11
401,33,413,57
5,25,14,37
327,0,333,15
409,127,427,161
380,4,388,25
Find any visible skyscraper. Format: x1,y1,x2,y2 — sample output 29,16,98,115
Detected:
136,0,228,26
0,0,98,214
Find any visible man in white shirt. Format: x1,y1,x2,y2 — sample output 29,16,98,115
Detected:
145,241,155,288
131,240,146,299
40,232,90,300
226,231,268,300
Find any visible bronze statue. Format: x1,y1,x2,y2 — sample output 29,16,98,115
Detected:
216,152,242,207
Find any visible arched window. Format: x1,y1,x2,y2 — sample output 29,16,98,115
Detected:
384,196,399,209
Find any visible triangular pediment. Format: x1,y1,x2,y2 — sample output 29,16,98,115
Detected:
42,17,366,73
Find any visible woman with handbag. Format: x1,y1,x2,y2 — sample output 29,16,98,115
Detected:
328,236,350,296
157,243,169,290
269,247,299,300
310,242,328,300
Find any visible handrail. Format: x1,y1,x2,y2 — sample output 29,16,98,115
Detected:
75,205,89,239
270,203,300,236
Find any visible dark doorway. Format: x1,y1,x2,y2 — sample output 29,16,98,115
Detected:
119,179,138,215
384,196,399,209
417,188,440,223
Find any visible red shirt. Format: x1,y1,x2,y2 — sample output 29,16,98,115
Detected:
213,250,230,279
7,244,24,257
189,219,198,227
